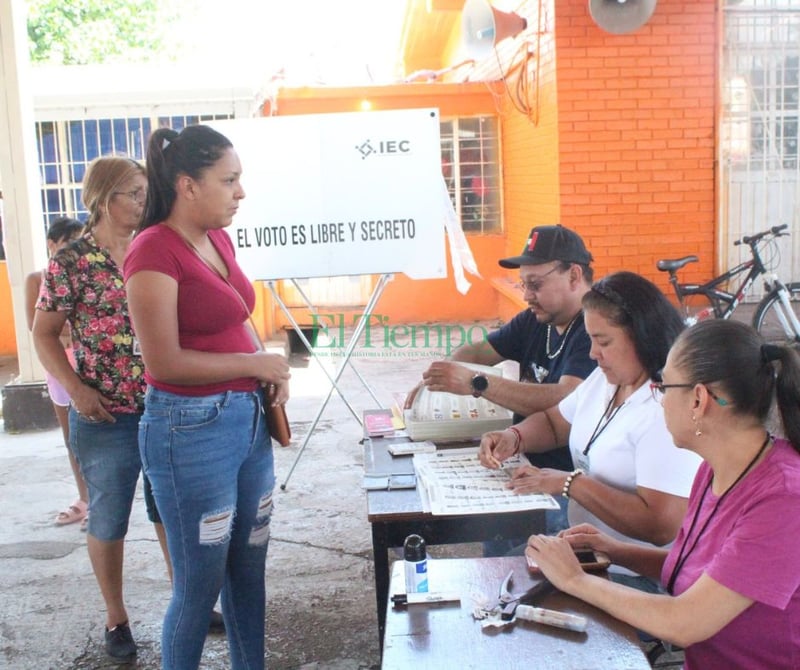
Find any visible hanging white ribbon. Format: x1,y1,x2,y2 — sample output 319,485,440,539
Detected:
440,176,481,294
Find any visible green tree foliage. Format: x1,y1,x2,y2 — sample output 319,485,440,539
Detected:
26,0,182,64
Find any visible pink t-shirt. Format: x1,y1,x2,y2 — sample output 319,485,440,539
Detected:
123,225,259,396
661,438,800,669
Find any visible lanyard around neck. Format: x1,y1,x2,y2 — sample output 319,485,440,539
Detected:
582,386,624,456
665,432,771,595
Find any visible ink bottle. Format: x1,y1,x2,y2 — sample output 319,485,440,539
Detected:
403,534,428,593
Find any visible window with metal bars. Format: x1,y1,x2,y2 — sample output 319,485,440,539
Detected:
724,5,800,171
749,53,799,169
721,2,800,283
34,114,233,228
440,116,502,234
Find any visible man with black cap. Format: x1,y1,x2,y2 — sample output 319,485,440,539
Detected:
408,224,596,536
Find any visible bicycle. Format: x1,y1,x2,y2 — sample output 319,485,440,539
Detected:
656,224,800,344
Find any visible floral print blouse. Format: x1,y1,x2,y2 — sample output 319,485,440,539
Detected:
37,232,145,413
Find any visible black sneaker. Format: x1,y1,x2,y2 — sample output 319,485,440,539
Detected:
208,609,225,634
104,621,137,659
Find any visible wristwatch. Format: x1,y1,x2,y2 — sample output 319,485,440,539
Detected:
470,373,489,398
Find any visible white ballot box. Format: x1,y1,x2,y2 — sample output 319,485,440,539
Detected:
404,364,513,441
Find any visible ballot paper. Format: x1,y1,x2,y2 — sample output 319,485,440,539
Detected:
412,447,560,516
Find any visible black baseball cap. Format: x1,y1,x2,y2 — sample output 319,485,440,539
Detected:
498,225,593,268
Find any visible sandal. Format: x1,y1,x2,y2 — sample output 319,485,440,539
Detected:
55,499,88,526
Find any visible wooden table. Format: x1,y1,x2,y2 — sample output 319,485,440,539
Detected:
382,556,651,670
364,430,545,646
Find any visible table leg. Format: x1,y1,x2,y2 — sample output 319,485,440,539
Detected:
371,521,390,650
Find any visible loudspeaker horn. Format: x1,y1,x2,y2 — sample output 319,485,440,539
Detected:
589,0,657,35
462,0,528,61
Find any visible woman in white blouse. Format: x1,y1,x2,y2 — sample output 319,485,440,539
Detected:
479,271,701,585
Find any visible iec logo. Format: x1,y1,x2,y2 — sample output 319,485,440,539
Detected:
355,139,412,160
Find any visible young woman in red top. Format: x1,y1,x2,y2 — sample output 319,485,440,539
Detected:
125,125,290,670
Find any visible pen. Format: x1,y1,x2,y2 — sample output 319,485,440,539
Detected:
514,604,587,632
391,591,461,605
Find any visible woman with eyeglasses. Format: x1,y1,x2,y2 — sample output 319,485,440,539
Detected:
479,271,702,590
527,319,800,669
32,156,148,659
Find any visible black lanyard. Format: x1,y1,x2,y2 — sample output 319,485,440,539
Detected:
665,432,771,595
582,386,624,456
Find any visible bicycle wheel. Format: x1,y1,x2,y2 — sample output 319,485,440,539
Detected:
753,289,800,345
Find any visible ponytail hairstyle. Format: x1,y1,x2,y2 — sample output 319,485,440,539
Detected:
671,319,800,453
139,125,233,231
46,216,83,244
81,156,145,233
583,271,685,380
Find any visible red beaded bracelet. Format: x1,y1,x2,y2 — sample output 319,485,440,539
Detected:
508,426,523,455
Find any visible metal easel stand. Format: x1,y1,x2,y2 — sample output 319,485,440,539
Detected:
268,273,394,490
281,277,384,413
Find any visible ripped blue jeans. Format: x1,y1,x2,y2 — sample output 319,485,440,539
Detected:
139,386,275,670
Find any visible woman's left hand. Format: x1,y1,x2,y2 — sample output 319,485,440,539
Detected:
525,534,586,592
508,465,563,496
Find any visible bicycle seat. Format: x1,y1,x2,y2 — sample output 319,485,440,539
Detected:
656,255,699,272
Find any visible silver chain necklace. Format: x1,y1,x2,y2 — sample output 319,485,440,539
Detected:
545,313,580,360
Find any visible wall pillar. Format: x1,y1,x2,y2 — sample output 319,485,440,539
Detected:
0,0,51,431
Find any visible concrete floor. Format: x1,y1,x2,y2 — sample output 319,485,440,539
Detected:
0,323,492,670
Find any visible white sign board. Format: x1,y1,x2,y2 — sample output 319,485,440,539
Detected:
210,110,446,280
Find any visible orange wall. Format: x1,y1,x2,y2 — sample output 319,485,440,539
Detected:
500,13,562,261
0,263,16,355
267,82,499,117
372,234,508,324
554,0,718,290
